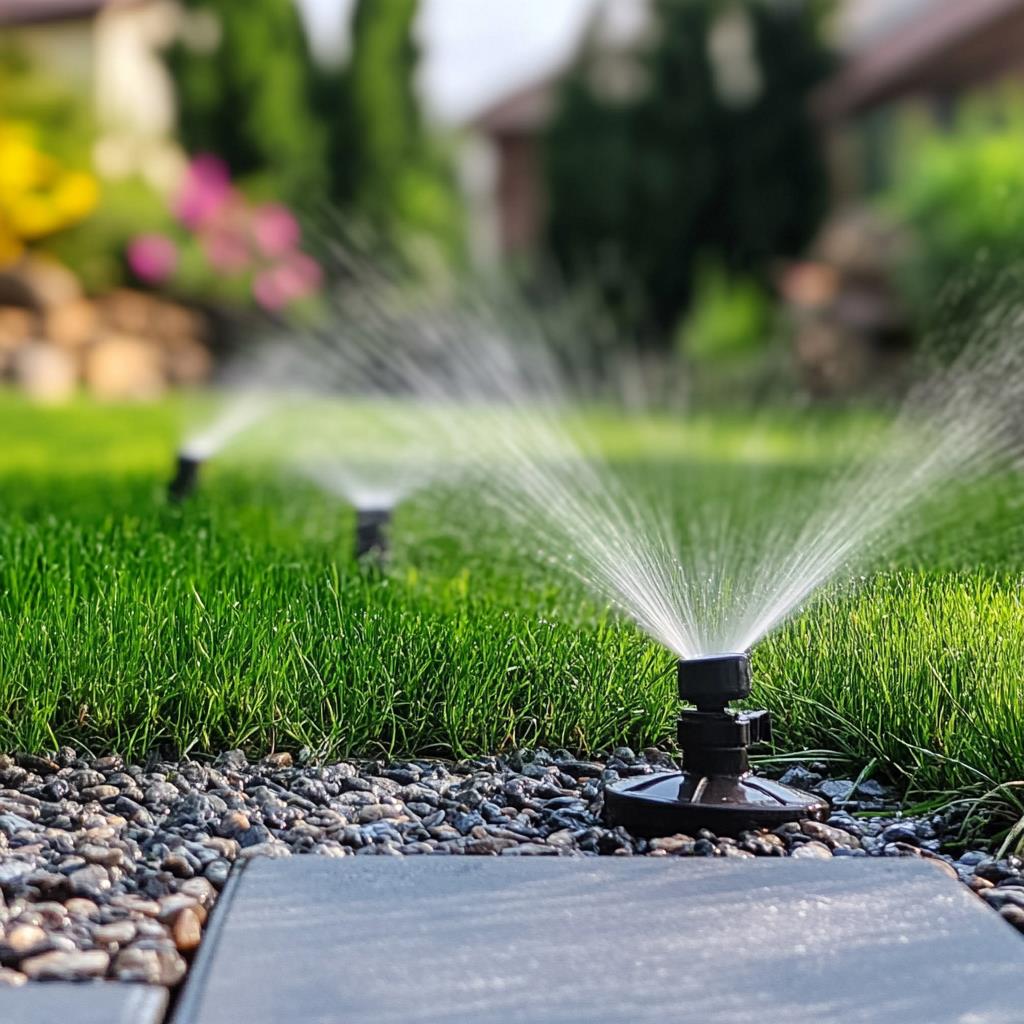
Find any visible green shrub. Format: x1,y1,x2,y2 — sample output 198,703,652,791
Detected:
678,264,773,364
885,96,1024,341
544,0,831,340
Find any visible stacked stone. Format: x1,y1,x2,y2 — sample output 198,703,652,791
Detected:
0,257,211,402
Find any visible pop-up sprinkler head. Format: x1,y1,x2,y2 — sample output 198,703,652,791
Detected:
355,507,392,561
168,453,202,502
604,652,827,837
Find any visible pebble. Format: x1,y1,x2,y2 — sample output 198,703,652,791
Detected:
94,920,138,946
21,949,109,980
800,820,861,850
171,908,203,952
113,945,187,986
649,834,695,855
789,841,832,859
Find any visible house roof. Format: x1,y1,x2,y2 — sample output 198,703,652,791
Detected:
0,0,108,26
472,78,558,134
814,0,1024,119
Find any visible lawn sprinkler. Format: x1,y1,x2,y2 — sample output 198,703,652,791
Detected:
168,452,203,501
604,652,827,837
355,506,392,561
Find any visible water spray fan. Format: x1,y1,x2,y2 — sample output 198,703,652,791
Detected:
604,653,827,836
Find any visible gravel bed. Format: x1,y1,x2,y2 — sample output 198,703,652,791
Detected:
0,746,1020,990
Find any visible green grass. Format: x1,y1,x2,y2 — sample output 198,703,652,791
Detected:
1,394,1023,838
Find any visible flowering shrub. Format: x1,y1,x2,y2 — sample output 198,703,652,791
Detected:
0,121,98,266
126,154,322,311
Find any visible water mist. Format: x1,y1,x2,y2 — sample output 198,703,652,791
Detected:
267,264,1024,835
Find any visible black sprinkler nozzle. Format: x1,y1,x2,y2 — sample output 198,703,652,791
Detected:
604,651,826,837
168,453,202,502
355,507,392,560
677,652,752,710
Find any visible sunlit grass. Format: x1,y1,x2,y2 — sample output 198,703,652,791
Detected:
1,394,1023,836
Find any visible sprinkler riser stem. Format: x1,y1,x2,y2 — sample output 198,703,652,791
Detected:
168,453,202,502
355,508,392,560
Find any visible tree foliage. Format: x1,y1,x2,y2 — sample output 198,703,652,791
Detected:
166,0,327,208
544,0,832,340
321,0,462,257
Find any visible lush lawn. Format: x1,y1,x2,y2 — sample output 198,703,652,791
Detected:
1,394,1023,832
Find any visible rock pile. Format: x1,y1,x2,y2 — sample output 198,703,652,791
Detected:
0,256,212,402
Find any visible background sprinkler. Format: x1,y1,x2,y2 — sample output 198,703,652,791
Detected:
168,453,203,501
355,507,392,560
604,652,827,837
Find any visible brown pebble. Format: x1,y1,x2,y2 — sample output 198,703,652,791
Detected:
264,752,293,768
970,875,994,892
162,852,193,878
108,894,161,917
80,785,119,802
64,897,101,919
114,945,187,986
219,810,251,835
648,834,694,854
202,835,239,858
0,968,26,986
172,907,203,952
4,924,48,956
21,949,109,981
94,920,137,946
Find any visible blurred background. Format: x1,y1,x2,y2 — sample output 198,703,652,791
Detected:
0,0,1021,405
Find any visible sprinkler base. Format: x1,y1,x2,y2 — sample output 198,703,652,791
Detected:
604,770,828,838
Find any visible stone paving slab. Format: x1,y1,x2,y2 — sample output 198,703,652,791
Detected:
174,857,1024,1024
0,981,167,1024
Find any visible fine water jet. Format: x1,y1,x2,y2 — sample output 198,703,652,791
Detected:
283,262,1024,838
604,651,827,837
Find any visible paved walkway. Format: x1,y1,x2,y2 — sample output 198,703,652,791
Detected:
182,857,1023,1024
8,858,1024,1024
1,979,166,1023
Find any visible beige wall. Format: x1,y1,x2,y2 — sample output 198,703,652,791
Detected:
9,2,185,194
92,0,184,191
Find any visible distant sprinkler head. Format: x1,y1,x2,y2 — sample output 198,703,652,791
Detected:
604,651,827,837
168,452,203,502
355,507,392,561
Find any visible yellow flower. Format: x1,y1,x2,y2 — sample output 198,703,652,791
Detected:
9,194,62,239
0,119,99,243
52,172,99,220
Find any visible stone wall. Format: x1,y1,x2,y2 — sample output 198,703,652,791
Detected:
0,257,212,402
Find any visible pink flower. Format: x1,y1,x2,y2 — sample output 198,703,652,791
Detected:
251,203,300,258
280,250,323,294
127,234,178,283
202,227,251,273
174,154,233,229
252,252,322,310
252,267,288,311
